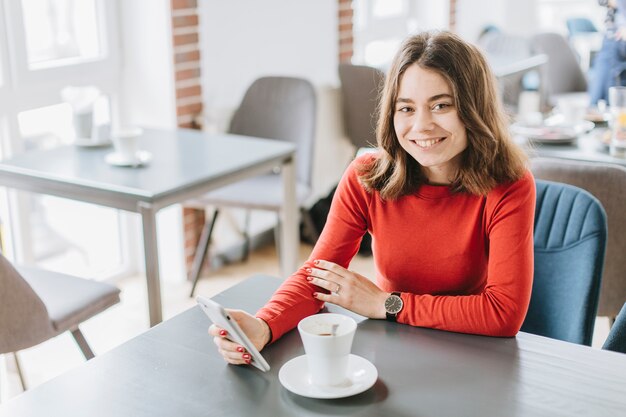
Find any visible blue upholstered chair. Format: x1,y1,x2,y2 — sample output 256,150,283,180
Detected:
603,303,626,354
521,180,607,346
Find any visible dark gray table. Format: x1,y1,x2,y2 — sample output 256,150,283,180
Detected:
1,275,625,417
0,129,298,326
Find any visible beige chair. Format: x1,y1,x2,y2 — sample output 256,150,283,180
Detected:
529,32,589,106
338,63,385,154
0,252,120,391
530,158,626,322
186,76,317,297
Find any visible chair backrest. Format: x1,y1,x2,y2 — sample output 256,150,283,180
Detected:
477,31,535,108
530,158,626,319
530,32,588,101
566,17,598,36
522,180,607,346
0,253,53,354
338,63,385,151
228,76,317,186
603,302,626,353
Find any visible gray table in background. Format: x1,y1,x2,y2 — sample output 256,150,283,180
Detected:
524,131,626,168
1,275,625,417
0,129,298,326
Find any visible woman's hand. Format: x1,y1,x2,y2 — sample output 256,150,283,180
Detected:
208,309,271,365
307,259,389,319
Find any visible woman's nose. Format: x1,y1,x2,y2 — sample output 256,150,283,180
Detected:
412,109,435,132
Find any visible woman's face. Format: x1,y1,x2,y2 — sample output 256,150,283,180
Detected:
393,63,468,185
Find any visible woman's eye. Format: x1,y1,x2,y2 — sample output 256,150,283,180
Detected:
396,106,412,113
433,103,451,111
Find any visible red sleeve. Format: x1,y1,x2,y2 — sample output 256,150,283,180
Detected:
255,157,371,342
396,172,536,337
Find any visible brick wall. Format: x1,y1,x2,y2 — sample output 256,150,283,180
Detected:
449,0,457,32
338,0,354,63
171,0,206,274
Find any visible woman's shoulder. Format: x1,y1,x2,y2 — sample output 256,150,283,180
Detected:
488,170,536,203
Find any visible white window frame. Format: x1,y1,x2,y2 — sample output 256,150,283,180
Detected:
0,0,135,280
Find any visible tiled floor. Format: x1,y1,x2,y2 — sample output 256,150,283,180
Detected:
0,242,611,401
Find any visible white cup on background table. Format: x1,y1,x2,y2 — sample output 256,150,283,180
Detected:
111,127,143,163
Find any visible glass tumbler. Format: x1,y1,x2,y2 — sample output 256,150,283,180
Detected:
608,86,626,157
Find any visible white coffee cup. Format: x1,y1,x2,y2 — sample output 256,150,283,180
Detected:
91,123,111,143
297,313,357,386
73,110,94,138
557,97,588,125
111,127,143,162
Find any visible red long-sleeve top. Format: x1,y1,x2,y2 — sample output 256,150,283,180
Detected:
257,154,536,341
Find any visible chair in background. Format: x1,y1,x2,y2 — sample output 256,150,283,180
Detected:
186,76,317,297
603,302,626,354
566,17,599,37
338,63,385,154
529,32,589,106
0,252,120,391
530,158,626,323
521,180,607,346
477,31,539,111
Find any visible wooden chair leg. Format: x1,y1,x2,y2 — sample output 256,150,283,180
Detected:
189,209,220,297
71,328,95,360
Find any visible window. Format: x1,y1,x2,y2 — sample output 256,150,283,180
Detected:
352,0,449,68
21,0,102,69
0,0,127,280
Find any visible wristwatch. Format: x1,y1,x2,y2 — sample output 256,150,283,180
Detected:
384,292,403,322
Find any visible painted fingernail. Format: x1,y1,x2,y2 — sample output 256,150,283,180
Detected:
305,267,312,273
237,346,244,353
245,359,251,364
314,260,319,265
313,292,318,297
306,276,312,281
219,330,227,336
243,353,251,360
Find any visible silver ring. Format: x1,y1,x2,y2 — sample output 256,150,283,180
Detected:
334,284,341,295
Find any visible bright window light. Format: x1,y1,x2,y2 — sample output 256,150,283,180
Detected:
372,0,405,18
21,0,102,68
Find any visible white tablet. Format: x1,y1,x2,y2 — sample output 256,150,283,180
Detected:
197,296,270,372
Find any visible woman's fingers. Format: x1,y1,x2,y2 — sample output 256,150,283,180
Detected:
209,325,252,365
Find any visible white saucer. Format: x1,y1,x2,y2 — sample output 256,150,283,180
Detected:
105,150,152,167
75,137,112,148
278,354,377,399
510,120,594,144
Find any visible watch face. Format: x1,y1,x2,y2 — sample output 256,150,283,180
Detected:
385,295,403,314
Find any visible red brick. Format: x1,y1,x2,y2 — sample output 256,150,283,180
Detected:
176,68,201,81
177,102,202,116
172,14,198,28
174,33,199,46
339,9,353,19
175,49,201,64
172,0,197,10
176,85,201,99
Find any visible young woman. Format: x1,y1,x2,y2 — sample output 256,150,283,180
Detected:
209,30,535,367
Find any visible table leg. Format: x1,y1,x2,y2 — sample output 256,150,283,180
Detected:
280,156,298,277
138,202,163,326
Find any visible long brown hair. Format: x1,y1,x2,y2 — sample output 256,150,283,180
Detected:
359,30,527,199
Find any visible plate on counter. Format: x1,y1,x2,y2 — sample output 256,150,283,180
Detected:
510,120,595,144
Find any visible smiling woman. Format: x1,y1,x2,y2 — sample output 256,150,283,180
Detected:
207,31,536,367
